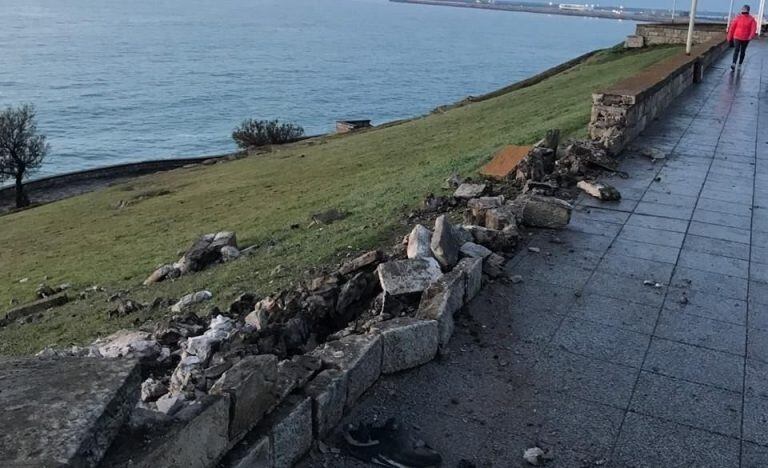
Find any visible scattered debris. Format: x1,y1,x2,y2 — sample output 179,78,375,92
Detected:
641,147,666,161
140,378,169,403
171,290,213,313
311,208,347,225
443,173,465,189
144,231,240,285
108,299,144,318
577,180,621,201
422,193,452,213
528,247,541,253
94,330,161,360
643,280,663,289
510,275,523,284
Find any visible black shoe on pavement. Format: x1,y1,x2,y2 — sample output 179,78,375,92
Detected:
343,418,442,467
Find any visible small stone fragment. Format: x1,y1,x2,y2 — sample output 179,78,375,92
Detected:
528,247,541,253
577,180,622,201
483,253,506,278
641,147,666,161
171,290,213,313
523,447,546,466
454,183,487,199
485,205,517,231
510,275,523,284
141,377,168,403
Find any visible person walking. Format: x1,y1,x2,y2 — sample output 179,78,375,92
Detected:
728,4,758,71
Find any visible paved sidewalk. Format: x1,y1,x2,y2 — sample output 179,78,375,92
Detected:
302,42,768,468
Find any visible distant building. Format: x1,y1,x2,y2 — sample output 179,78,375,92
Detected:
559,3,595,11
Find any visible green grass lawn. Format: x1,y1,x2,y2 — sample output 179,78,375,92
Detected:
0,45,680,355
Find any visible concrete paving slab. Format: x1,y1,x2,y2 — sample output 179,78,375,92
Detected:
630,371,742,437
0,357,140,468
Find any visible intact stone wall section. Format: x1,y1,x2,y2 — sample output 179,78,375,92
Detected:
636,23,726,45
589,40,727,154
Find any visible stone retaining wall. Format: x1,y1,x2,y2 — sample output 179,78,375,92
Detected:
636,22,726,46
589,38,728,154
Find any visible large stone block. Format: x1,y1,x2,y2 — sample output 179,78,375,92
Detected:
209,354,279,440
455,257,483,302
417,269,466,352
508,194,572,228
453,183,486,199
376,258,442,296
311,334,382,409
431,214,461,269
0,357,140,468
460,241,492,259
110,395,231,468
270,395,313,468
371,318,438,373
304,369,347,438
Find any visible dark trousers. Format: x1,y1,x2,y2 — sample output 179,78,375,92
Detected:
733,39,749,64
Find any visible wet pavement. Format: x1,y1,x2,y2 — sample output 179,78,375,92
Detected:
300,42,768,468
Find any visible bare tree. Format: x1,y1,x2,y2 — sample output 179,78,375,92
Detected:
0,104,49,208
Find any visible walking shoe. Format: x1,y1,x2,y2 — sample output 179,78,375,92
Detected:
731,63,736,71
342,418,442,467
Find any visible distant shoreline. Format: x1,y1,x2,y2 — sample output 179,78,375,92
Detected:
390,0,685,23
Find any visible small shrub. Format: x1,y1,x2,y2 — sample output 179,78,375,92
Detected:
232,119,305,149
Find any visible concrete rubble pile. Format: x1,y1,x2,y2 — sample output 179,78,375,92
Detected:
513,129,622,203
144,231,242,285
26,130,585,468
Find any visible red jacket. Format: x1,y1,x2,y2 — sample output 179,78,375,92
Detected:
728,14,757,41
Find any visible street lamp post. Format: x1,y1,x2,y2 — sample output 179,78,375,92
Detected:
727,0,734,31
672,0,677,22
758,0,766,36
685,0,699,54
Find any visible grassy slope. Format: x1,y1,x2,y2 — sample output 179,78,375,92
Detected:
0,45,680,355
